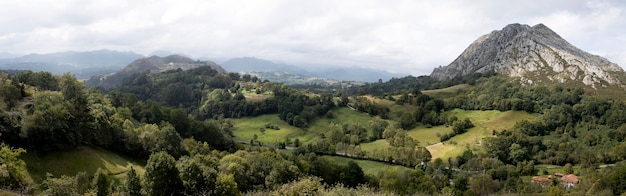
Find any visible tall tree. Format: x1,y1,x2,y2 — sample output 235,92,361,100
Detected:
92,168,111,196
143,152,183,196
124,167,141,196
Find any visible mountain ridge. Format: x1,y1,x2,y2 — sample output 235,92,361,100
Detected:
222,57,406,83
86,55,226,88
431,23,626,89
0,49,142,79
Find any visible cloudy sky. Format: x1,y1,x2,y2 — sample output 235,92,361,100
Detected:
0,0,624,75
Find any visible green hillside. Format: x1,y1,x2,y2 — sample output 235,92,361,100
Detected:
322,155,409,176
231,107,377,145
21,146,145,183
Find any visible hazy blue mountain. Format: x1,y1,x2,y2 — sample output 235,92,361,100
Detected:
314,67,405,83
0,49,142,79
0,52,17,59
222,57,312,76
222,57,406,83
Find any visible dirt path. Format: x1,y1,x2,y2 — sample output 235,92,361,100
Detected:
426,142,443,148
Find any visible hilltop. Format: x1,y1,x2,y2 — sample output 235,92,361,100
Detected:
86,55,226,88
431,23,626,90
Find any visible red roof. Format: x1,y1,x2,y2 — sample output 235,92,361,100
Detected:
532,176,551,182
560,174,579,184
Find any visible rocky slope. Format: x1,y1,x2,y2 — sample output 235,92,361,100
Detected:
431,23,625,89
87,55,225,88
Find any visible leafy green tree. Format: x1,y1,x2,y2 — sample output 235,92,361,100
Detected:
153,125,184,158
219,154,250,191
21,91,76,151
41,174,78,196
92,168,111,196
369,119,389,140
0,144,32,190
275,177,322,196
215,173,240,196
340,161,365,188
59,73,93,143
379,167,407,194
608,164,626,195
563,163,574,175
143,152,183,196
546,185,564,196
124,167,141,196
75,172,91,194
0,83,21,109
177,155,218,195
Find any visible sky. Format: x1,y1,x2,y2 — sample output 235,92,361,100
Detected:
0,0,625,76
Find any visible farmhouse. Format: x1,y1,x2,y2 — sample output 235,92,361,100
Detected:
531,173,579,189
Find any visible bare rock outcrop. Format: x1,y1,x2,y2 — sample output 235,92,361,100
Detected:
431,23,625,89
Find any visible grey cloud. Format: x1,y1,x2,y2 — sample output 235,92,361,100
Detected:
0,0,624,76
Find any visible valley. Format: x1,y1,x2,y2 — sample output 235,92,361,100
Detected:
0,22,625,195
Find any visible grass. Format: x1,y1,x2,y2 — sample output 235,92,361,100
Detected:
231,114,304,144
21,146,145,183
231,108,536,163
407,109,537,161
422,84,472,98
407,125,450,146
231,107,379,146
533,165,581,176
360,139,390,152
322,155,410,176
305,107,377,143
359,96,395,107
241,88,272,102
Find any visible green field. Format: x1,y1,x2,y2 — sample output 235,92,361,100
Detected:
231,107,380,145
306,107,377,142
21,146,145,183
322,155,410,176
231,114,304,144
422,84,472,98
232,108,536,163
360,139,390,152
424,109,537,161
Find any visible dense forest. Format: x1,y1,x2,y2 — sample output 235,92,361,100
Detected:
0,66,625,195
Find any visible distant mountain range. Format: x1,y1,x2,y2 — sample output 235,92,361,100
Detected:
431,23,626,90
0,49,406,85
221,57,406,82
0,50,142,79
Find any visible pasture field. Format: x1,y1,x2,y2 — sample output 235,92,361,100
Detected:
230,114,304,144
422,84,472,98
21,146,145,183
322,155,410,176
232,107,380,145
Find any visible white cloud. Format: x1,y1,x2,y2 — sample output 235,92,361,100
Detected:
0,0,625,75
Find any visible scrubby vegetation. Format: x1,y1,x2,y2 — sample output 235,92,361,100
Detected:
0,66,625,195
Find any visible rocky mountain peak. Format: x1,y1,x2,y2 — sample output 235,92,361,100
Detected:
431,23,625,89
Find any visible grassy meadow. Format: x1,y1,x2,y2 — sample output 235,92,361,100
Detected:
21,146,145,183
231,107,378,145
230,114,304,144
231,104,536,163
422,84,472,98
322,155,410,176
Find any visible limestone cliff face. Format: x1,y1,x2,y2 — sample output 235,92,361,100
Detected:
430,23,625,89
